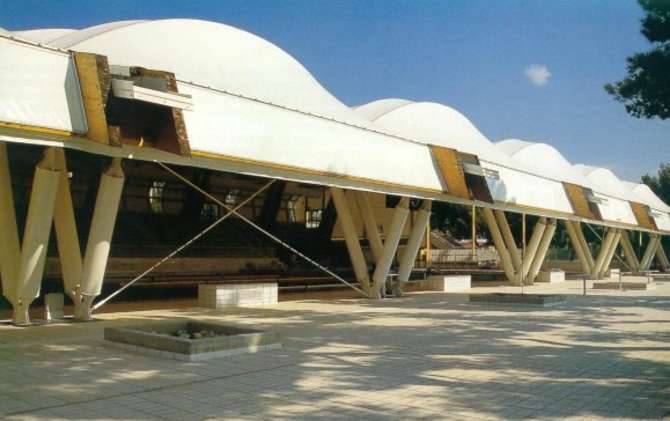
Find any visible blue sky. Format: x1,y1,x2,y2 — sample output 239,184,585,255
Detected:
1,0,667,181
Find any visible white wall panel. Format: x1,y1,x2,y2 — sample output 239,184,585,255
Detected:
0,37,86,133
653,212,670,231
483,162,573,214
594,193,637,225
179,83,444,193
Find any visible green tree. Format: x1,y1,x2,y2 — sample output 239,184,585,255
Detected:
605,0,670,119
642,162,670,202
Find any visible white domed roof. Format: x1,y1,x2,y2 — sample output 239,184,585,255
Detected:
12,28,77,44
574,165,639,202
356,99,515,165
44,19,372,126
49,20,147,47
497,139,591,186
353,98,414,121
622,181,670,212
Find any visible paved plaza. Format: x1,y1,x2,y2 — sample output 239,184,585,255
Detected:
0,280,669,420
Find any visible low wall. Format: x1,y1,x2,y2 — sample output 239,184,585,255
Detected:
45,256,284,279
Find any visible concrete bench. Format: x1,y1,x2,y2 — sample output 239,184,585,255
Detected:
198,283,278,309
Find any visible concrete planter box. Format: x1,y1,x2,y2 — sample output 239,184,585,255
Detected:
198,283,277,309
104,320,281,361
469,293,565,306
537,270,565,283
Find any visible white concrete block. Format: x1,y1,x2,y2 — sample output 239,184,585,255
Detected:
426,275,471,292
198,283,278,308
537,270,565,283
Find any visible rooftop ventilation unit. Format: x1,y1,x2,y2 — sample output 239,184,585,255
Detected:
586,192,608,205
111,79,193,111
649,209,664,218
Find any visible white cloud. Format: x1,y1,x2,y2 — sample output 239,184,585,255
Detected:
525,64,551,86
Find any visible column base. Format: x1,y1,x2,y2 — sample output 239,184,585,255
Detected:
74,295,95,321
391,281,403,298
12,306,30,326
368,286,383,299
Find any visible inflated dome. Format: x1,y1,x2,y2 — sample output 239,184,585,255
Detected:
354,98,414,121
13,28,77,44
496,139,591,187
36,19,373,127
574,165,639,202
355,99,515,165
622,181,670,212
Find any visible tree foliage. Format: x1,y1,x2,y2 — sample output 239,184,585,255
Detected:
642,162,670,203
430,202,485,240
605,0,670,119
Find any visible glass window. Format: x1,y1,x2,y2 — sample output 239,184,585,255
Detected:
148,181,165,213
287,195,300,223
224,189,240,207
306,208,323,229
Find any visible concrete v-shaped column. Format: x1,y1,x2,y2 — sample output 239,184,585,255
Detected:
0,142,21,310
371,197,410,298
0,146,61,325
619,231,641,273
655,240,669,272
597,229,621,279
396,200,432,296
522,218,547,281
52,149,84,310
330,187,371,294
76,158,124,320
494,210,522,274
574,221,596,272
354,191,384,264
593,229,616,279
481,208,518,285
564,220,594,275
527,218,557,284
640,235,660,272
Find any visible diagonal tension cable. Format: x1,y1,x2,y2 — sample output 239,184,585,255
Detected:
92,178,277,311
156,161,368,297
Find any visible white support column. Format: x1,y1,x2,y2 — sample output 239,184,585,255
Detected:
527,218,557,284
593,229,616,279
598,229,621,279
522,218,547,281
52,149,83,303
655,239,669,271
14,149,61,324
640,235,660,272
371,197,410,298
355,191,384,263
77,159,124,320
330,187,371,293
565,220,593,275
494,210,522,273
482,208,518,284
396,200,431,296
619,231,640,273
0,142,21,308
